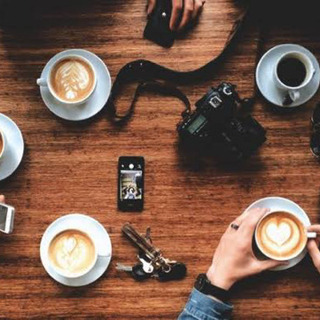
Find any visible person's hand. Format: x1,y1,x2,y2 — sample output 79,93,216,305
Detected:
207,208,287,290
307,225,320,272
0,195,5,203
147,0,205,32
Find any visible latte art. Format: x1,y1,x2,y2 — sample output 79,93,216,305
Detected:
49,230,96,276
256,212,306,260
50,58,95,103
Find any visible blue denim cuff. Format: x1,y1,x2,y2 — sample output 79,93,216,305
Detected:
180,288,233,320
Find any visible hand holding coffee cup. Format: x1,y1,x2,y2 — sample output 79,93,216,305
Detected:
37,55,97,105
275,51,316,105
307,225,320,274
255,211,316,261
206,208,285,290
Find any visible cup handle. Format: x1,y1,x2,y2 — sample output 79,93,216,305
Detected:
37,78,47,87
98,253,111,259
307,232,317,239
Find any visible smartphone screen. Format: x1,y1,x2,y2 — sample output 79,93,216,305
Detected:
118,157,144,211
0,204,14,234
0,205,8,231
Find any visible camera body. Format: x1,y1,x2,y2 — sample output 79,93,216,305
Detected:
177,83,266,161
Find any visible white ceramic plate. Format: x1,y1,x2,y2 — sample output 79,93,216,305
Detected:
256,44,320,107
0,113,24,181
40,214,112,287
245,196,311,271
38,49,111,121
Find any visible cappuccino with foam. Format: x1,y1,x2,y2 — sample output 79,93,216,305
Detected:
256,211,307,260
50,57,96,104
48,229,96,277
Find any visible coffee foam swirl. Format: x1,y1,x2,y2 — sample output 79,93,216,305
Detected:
257,212,306,259
50,58,95,103
49,230,96,276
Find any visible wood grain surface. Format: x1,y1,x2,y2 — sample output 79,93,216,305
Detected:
1,0,320,319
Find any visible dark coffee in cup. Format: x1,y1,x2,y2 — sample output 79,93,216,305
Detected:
277,57,307,87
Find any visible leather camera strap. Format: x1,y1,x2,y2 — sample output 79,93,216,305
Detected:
107,3,251,124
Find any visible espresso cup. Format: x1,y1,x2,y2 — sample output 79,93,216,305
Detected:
37,54,97,106
274,51,315,104
255,210,316,261
0,129,6,161
46,226,108,279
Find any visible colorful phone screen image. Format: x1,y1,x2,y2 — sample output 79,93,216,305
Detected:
120,170,143,201
118,156,144,211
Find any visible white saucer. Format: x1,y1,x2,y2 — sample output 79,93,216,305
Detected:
38,49,111,121
245,196,311,271
40,214,112,287
256,44,320,107
0,114,24,181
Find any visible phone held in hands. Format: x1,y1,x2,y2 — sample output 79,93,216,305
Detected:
118,156,144,212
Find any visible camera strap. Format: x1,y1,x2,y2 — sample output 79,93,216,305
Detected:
107,3,251,124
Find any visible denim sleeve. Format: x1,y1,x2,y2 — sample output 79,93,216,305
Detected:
177,288,233,320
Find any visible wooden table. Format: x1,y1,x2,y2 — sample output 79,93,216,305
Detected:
1,0,320,318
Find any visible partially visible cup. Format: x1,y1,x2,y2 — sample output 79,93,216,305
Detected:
274,51,315,105
255,210,316,261
46,227,107,279
37,54,97,106
0,129,6,161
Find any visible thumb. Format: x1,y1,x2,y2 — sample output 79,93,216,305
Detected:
0,195,5,203
147,0,156,15
257,259,288,272
308,239,320,270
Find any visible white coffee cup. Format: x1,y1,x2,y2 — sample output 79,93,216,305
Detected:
274,51,315,104
45,226,109,279
0,129,6,161
255,210,316,261
37,54,97,106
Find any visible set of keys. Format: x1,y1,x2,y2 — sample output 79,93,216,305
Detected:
116,223,187,281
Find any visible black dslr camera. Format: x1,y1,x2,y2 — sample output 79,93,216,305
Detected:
177,83,266,161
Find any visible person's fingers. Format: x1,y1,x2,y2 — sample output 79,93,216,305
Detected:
231,209,251,227
177,0,194,31
241,208,269,235
0,195,5,203
170,0,183,31
308,225,320,234
256,259,288,272
147,0,156,15
232,208,268,231
307,239,320,270
192,0,204,20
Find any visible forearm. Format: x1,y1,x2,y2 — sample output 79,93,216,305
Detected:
178,289,233,320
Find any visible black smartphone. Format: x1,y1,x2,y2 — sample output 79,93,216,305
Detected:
118,156,144,212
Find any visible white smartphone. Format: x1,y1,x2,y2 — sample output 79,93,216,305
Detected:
0,203,15,234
